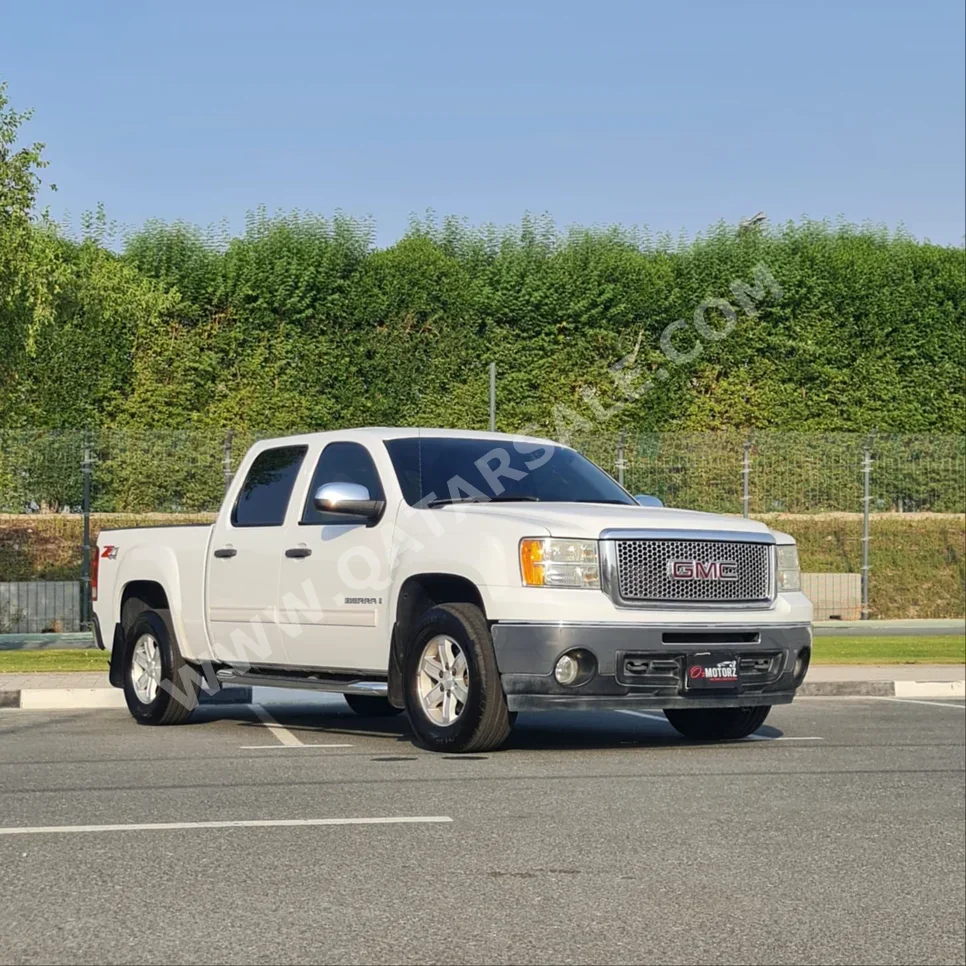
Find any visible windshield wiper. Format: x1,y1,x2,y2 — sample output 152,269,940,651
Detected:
573,499,636,505
426,495,541,508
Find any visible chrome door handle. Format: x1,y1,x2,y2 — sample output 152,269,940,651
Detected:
213,547,237,558
285,546,312,558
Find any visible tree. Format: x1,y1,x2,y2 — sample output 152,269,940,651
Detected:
0,81,56,420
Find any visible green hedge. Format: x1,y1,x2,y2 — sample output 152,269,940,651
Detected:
2,84,965,513
4,213,964,443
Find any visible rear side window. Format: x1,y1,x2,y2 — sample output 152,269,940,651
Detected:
302,442,385,525
232,445,307,527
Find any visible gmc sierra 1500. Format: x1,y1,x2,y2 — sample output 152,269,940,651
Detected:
93,428,811,752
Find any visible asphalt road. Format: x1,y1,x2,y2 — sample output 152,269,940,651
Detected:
0,696,963,966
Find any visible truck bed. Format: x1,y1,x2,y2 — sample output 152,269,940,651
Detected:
94,525,215,662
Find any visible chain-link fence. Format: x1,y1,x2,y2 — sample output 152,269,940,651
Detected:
0,429,963,631
575,431,965,622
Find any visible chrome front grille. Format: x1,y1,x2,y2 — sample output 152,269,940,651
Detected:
612,537,773,605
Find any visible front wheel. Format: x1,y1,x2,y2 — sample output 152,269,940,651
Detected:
404,603,512,753
663,705,771,741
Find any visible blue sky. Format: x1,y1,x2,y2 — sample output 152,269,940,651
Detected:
2,0,964,246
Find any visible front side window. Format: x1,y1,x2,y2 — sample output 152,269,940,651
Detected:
232,445,307,527
384,437,634,507
301,441,386,525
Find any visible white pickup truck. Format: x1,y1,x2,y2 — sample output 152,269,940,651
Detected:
92,428,812,752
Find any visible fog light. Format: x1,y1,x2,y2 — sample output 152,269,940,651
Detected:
554,653,580,686
553,650,596,687
793,647,811,682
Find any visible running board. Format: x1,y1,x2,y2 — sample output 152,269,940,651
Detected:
215,669,388,697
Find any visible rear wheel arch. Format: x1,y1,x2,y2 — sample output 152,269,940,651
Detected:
120,580,170,626
110,581,174,688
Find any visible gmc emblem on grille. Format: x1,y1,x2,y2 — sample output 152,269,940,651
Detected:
666,559,739,580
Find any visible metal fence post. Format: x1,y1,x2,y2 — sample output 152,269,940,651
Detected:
861,442,872,620
80,436,92,629
223,428,234,495
617,430,626,487
488,363,496,432
742,434,752,518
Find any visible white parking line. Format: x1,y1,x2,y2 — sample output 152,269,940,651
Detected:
0,816,454,837
743,735,824,742
251,704,304,746
872,697,966,711
239,744,352,750
616,710,669,724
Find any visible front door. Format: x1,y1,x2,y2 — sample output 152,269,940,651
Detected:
276,440,393,673
206,444,308,666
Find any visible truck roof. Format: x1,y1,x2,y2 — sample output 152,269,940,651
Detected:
249,426,562,449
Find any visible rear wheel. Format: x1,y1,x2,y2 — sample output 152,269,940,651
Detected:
404,602,512,753
663,705,770,741
122,610,199,725
343,694,402,717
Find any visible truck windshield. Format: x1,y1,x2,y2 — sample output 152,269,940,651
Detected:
384,437,636,507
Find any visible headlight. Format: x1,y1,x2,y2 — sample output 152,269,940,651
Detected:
776,544,801,592
520,538,600,589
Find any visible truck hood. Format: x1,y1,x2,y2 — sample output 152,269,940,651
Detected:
440,502,772,539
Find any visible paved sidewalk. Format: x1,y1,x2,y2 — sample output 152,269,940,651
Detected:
0,672,109,690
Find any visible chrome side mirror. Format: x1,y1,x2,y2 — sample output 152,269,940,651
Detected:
634,494,664,508
313,482,385,524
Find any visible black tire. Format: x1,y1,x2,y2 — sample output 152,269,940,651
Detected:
122,609,199,725
663,705,771,741
403,602,511,753
343,694,403,717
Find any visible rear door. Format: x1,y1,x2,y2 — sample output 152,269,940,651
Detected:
206,444,308,665
276,440,393,672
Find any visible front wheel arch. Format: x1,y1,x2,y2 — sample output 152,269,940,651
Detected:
389,574,488,709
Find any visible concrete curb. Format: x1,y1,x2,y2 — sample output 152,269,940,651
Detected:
1,686,253,710
894,680,965,699
801,679,965,698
